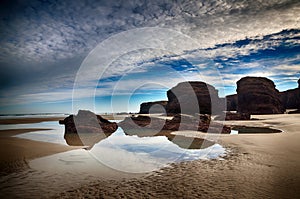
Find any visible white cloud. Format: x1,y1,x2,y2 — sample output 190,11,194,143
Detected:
0,0,299,111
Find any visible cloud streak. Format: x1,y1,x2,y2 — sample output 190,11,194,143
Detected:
0,0,299,113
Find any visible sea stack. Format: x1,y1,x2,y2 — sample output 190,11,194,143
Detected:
166,81,223,115
59,110,118,135
59,110,118,149
237,77,285,114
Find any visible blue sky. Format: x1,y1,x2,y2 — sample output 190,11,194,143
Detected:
0,0,299,114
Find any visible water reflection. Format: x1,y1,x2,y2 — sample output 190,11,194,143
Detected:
65,127,215,150
64,133,109,150
0,121,226,173
231,126,282,134
87,128,225,173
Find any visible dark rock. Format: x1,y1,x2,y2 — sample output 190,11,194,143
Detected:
166,81,224,115
119,114,231,134
215,112,250,120
139,101,168,114
118,115,216,149
237,77,285,114
64,126,110,150
280,88,300,109
59,110,118,149
226,94,238,111
59,110,118,135
279,79,300,110
118,115,166,135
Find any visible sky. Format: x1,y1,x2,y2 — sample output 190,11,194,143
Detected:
0,0,299,114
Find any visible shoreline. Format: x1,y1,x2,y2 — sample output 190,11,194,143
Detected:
0,117,64,125
1,114,300,198
55,113,300,198
0,126,80,176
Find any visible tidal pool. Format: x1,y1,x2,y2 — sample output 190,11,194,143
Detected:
230,126,282,134
0,121,226,174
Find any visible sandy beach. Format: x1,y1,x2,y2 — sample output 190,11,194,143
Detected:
53,113,300,199
0,114,299,198
0,118,79,176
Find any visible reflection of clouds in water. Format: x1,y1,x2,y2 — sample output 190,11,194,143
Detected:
91,142,226,173
90,128,226,173
2,122,226,173
0,121,67,145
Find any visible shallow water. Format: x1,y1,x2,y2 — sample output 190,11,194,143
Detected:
0,121,227,198
0,121,226,174
231,126,282,134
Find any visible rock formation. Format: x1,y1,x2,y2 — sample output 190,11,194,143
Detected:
280,78,300,110
119,114,231,134
236,77,285,114
59,110,118,149
226,78,300,113
119,115,216,149
226,94,238,111
139,101,168,114
165,81,224,115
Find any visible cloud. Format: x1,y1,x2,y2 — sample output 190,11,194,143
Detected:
0,0,299,112
1,0,299,63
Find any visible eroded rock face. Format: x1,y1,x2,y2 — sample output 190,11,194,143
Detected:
280,79,300,110
226,94,238,111
59,110,118,135
119,114,231,134
237,77,285,114
139,101,168,114
59,110,118,148
280,88,300,109
166,81,223,115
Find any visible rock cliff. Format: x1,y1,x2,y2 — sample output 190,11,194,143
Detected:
166,81,223,115
237,77,285,114
139,101,168,114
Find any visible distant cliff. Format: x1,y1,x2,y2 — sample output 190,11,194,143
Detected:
138,78,300,115
139,101,168,114
280,79,300,110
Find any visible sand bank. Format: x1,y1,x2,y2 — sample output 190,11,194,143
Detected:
0,127,79,176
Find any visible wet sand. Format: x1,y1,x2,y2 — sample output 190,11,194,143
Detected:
0,117,65,125
54,114,300,198
0,117,83,175
0,128,79,175
0,114,300,198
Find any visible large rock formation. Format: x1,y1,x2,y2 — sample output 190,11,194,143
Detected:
166,81,223,115
237,77,285,114
280,78,300,110
59,110,118,149
139,101,168,114
226,94,238,111
119,115,217,149
119,114,231,134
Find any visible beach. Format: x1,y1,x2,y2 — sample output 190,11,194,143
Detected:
55,113,300,198
0,114,299,198
0,117,79,175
